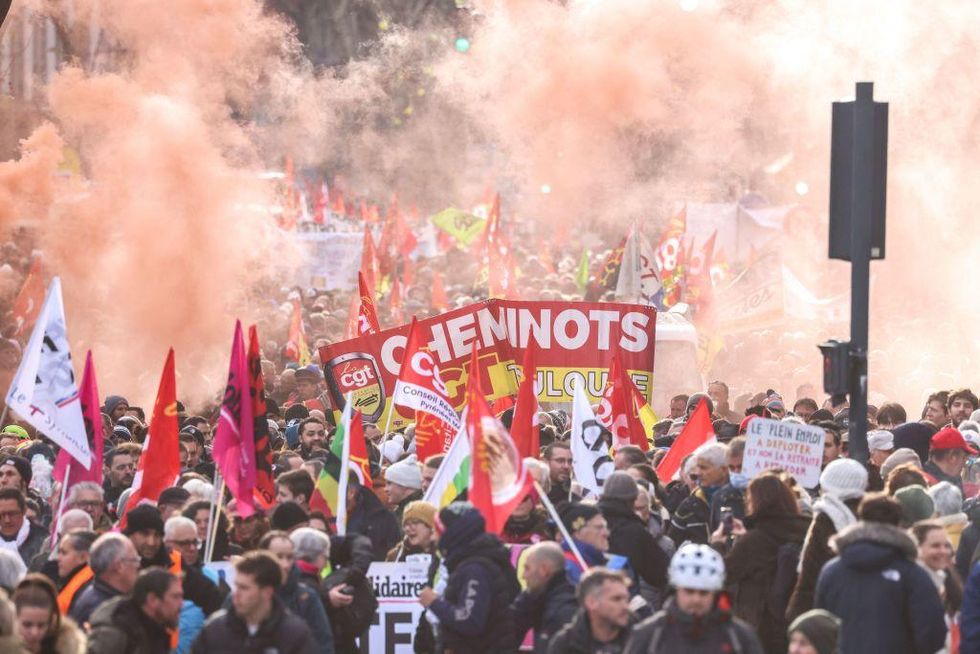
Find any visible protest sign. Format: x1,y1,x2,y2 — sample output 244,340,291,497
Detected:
361,561,429,654
294,231,363,290
743,417,824,488
319,300,657,428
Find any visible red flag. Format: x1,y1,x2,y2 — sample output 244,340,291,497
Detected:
685,230,717,309
343,292,360,341
120,349,180,527
248,326,275,509
491,395,516,415
656,206,687,307
356,272,381,335
393,318,460,460
52,350,104,537
402,256,415,288
510,346,539,459
332,190,346,216
313,180,329,225
348,410,373,489
388,277,404,324
586,236,627,302
475,193,517,298
465,346,533,535
431,270,449,311
10,258,44,337
285,299,310,365
656,397,714,482
213,321,257,517
596,354,649,451
360,229,379,294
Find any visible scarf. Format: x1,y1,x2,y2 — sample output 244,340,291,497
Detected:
813,495,857,532
0,518,30,554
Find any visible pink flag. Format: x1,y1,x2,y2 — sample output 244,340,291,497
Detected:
53,351,104,537
213,321,256,516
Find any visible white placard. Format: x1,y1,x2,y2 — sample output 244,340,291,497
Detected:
295,231,363,290
360,561,429,654
743,417,825,488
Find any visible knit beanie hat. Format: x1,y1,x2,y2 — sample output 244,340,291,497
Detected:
879,448,922,480
402,500,437,529
270,501,310,532
384,454,422,490
0,456,31,486
103,395,129,416
895,484,935,524
788,609,841,654
559,503,601,535
819,459,868,501
602,471,639,503
124,504,165,535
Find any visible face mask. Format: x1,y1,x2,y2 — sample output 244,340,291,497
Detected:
729,472,749,489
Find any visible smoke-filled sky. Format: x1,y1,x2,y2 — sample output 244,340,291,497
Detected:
2,0,979,411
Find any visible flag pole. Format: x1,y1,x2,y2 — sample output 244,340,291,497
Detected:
533,480,587,571
376,406,395,466
204,471,226,564
0,405,9,426
50,462,70,547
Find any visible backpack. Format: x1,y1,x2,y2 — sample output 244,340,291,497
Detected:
767,541,803,618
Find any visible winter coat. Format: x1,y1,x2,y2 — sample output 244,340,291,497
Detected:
345,486,400,561
16,520,48,566
430,532,520,653
190,597,318,654
708,483,745,532
393,489,423,527
501,507,552,545
562,538,626,584
786,495,861,622
961,561,980,653
956,497,980,579
923,460,964,493
68,577,121,629
815,521,947,654
511,571,578,653
722,511,809,654
598,498,669,589
623,597,764,654
176,602,206,654
86,596,171,654
141,546,224,616
546,609,635,654
668,487,712,546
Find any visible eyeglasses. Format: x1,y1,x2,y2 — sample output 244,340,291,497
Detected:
167,538,202,549
121,557,141,567
73,501,102,509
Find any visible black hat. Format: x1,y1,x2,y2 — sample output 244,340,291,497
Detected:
270,501,309,532
558,502,601,535
0,456,31,486
158,487,191,507
124,504,165,536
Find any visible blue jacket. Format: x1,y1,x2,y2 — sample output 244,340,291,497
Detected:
816,521,947,654
961,562,980,653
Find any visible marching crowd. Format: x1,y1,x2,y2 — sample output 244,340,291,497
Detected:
0,229,978,654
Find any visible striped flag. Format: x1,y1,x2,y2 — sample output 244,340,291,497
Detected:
422,411,470,509
310,397,372,533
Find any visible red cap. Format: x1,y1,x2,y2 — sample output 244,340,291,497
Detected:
930,427,979,455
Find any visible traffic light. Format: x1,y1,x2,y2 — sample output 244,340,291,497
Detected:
818,340,850,396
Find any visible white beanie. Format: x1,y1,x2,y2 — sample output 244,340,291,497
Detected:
384,454,422,490
819,459,868,500
382,433,406,465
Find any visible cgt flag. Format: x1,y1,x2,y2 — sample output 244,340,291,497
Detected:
5,277,90,469
392,318,460,461
570,378,614,497
596,354,649,451
213,321,256,517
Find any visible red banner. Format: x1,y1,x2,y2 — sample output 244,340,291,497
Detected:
319,300,656,429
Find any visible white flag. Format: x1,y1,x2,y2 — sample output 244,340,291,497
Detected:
616,226,663,306
570,379,613,497
5,278,91,469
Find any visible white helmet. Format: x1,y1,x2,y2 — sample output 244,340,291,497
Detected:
668,544,725,591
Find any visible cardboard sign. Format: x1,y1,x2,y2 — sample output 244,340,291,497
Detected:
319,300,657,428
743,417,825,488
295,231,363,290
360,561,429,654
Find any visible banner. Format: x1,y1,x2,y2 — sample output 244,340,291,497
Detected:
361,561,429,654
319,300,657,429
743,417,824,488
294,231,363,290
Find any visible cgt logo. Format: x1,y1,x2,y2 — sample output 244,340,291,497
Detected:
340,363,375,390
410,350,449,397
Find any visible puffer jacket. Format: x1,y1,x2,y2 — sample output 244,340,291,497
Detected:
815,521,947,654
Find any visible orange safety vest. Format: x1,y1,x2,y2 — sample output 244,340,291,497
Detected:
168,550,181,649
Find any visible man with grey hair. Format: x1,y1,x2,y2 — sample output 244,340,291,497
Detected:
68,532,140,627
290,527,331,570
27,507,94,575
66,481,110,532
164,515,201,567
669,442,729,546
511,541,577,652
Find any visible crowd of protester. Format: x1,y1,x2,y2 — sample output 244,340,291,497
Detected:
1,225,979,654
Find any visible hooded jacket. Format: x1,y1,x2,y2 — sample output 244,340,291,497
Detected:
815,521,947,654
430,508,520,653
598,498,669,589
623,597,764,654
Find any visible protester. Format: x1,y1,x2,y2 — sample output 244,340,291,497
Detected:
67,533,139,627
191,551,317,654
708,436,746,532
669,443,729,545
382,455,423,524
814,493,947,654
625,543,763,654
385,500,437,562
52,529,97,616
923,427,975,492
548,567,636,654
0,488,47,566
87,568,183,654
598,472,669,596
510,541,577,653
13,573,85,654
543,443,573,506
786,610,840,654
342,475,399,561
419,502,520,653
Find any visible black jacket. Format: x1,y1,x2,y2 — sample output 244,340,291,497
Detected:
511,571,578,653
430,532,520,653
190,596,318,654
345,487,400,561
668,487,712,546
547,609,635,654
923,460,964,493
69,577,121,628
815,521,947,654
957,497,980,579
598,498,669,589
623,597,763,654
708,484,744,532
10,520,48,566
87,595,171,654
